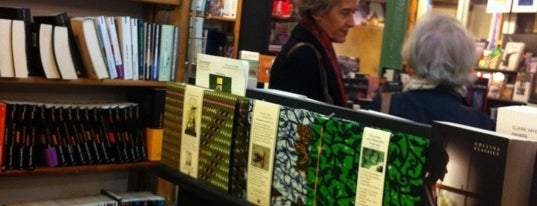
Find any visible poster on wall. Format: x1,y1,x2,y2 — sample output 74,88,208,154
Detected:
512,0,537,12
486,0,513,13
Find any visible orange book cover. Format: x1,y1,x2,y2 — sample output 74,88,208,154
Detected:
145,128,163,161
258,54,275,83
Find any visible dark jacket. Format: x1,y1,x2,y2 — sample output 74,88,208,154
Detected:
269,24,346,107
368,85,496,131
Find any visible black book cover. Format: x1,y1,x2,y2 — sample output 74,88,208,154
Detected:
66,106,93,165
74,106,101,164
118,105,136,162
57,106,83,165
2,103,17,171
126,105,142,162
46,105,70,166
36,105,60,167
133,105,147,161
93,107,114,163
82,107,105,164
22,104,36,170
33,12,87,77
105,106,126,163
15,104,27,170
128,87,166,129
0,7,33,75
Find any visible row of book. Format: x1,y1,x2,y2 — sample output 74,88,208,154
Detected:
162,81,537,206
0,102,148,172
6,190,164,206
190,0,239,19
0,7,179,81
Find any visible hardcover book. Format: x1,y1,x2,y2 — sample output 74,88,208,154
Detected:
34,12,86,77
307,116,430,206
70,17,109,80
197,89,239,192
431,121,537,206
196,53,249,96
496,105,537,140
161,82,186,170
270,106,324,206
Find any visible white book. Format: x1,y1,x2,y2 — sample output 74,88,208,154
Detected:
53,26,78,79
94,16,118,79
246,100,280,206
496,105,537,140
70,17,109,79
158,24,174,82
500,42,525,71
196,53,249,96
38,24,61,79
105,16,124,79
11,20,28,78
239,50,260,89
115,16,133,80
131,18,139,80
179,85,205,178
0,19,14,78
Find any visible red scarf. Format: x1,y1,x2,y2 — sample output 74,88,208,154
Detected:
302,23,347,106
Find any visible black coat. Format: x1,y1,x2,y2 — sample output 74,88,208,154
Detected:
269,24,346,107
368,86,496,131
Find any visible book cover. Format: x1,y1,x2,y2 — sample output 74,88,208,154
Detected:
33,12,86,77
137,19,145,80
500,42,525,71
131,18,139,80
466,77,489,114
229,96,251,198
0,7,32,76
70,17,109,80
431,121,537,206
128,87,166,129
239,50,260,89
496,105,537,140
161,82,186,170
197,89,239,192
37,24,61,79
246,100,280,206
307,116,430,205
146,128,163,161
53,26,79,79
179,85,205,178
11,20,29,78
93,16,118,79
158,24,175,82
270,106,323,206
258,54,275,84
0,19,14,78
169,26,180,82
512,72,532,102
196,53,249,96
115,16,133,80
105,16,125,79
151,24,161,81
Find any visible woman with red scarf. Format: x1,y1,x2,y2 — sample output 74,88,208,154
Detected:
269,0,359,107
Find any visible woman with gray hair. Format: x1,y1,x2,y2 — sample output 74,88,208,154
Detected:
369,14,495,131
269,0,359,107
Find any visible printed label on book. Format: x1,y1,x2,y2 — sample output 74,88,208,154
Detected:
246,100,280,206
179,85,205,178
355,127,391,206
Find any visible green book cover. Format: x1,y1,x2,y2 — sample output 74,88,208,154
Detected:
161,82,185,170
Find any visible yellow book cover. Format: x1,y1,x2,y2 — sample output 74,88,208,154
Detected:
146,128,163,161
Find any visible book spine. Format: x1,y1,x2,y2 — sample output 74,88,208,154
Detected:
151,24,161,81
131,18,139,80
0,102,6,172
116,16,133,80
95,16,118,79
105,17,124,80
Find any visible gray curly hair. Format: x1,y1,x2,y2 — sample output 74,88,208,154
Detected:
402,14,477,87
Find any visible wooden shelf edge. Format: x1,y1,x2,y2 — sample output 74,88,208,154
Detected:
129,0,180,6
156,164,254,206
0,77,168,88
0,161,160,176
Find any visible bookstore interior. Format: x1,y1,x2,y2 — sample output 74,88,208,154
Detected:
2,0,537,205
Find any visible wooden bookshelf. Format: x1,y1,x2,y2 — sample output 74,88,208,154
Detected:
0,77,167,88
129,0,181,5
1,161,160,176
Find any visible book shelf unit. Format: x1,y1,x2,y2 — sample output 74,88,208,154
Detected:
0,0,188,204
